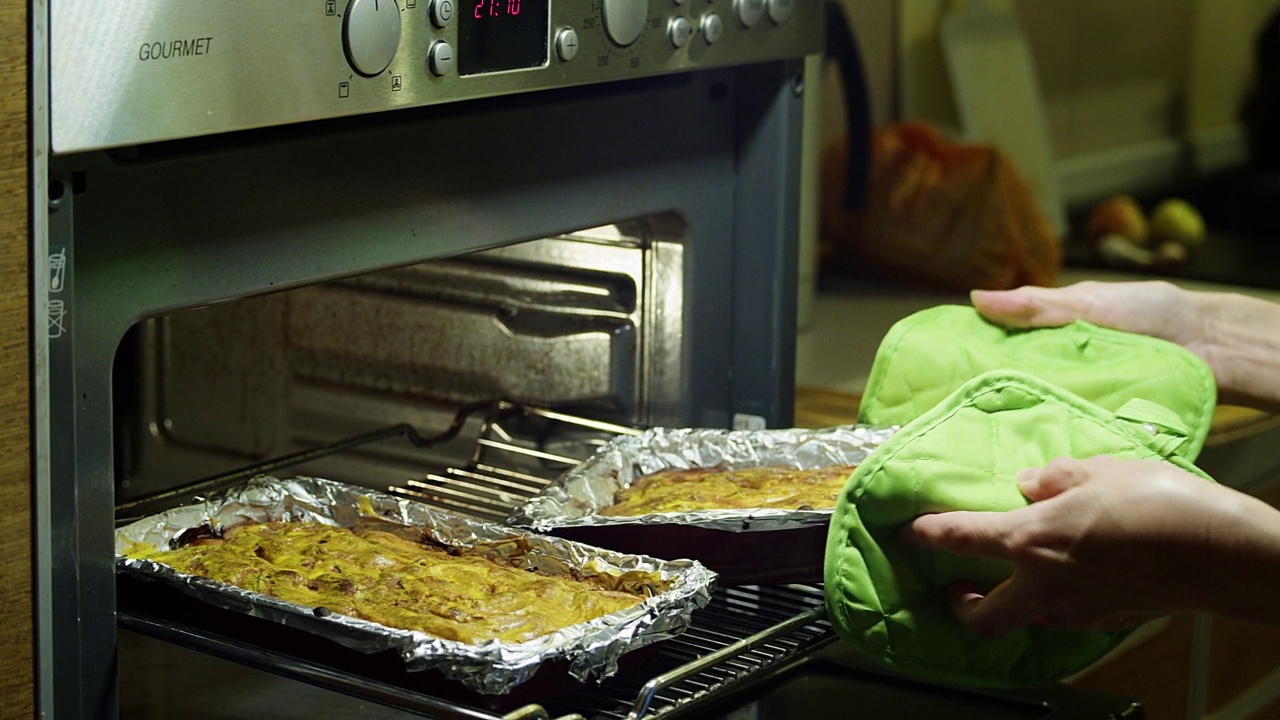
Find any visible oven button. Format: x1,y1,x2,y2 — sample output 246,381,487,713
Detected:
701,13,724,44
734,0,765,28
602,0,648,47
766,0,794,24
556,28,580,61
428,40,454,76
343,0,402,77
669,17,694,48
430,0,455,28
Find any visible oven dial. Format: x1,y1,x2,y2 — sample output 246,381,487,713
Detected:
343,0,402,77
602,0,648,47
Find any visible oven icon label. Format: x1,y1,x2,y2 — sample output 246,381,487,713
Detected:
49,248,66,293
326,0,336,15
48,299,66,339
391,75,402,91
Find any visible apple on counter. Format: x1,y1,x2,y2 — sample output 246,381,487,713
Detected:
1086,195,1206,270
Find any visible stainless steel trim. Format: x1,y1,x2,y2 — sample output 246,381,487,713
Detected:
31,0,54,714
49,0,823,151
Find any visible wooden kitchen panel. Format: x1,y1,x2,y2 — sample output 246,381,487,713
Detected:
1071,616,1194,720
794,385,862,428
1206,618,1280,713
0,0,31,714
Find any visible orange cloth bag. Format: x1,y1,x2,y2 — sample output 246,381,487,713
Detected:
820,122,1061,291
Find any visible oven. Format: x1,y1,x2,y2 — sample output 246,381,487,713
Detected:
33,1,1143,717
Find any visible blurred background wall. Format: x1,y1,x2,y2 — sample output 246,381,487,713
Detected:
817,0,1280,206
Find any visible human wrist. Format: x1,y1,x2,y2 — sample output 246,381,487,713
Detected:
1195,292,1280,410
1191,491,1280,624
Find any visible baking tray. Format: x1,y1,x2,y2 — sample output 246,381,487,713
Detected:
115,475,717,696
508,425,896,585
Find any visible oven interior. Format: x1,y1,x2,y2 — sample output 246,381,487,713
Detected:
108,220,842,719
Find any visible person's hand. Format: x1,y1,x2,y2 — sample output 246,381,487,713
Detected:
907,456,1280,635
970,281,1210,360
971,280,1280,412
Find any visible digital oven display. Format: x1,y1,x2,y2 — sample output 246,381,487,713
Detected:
458,0,550,76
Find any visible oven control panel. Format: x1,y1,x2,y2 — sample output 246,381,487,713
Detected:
50,0,821,153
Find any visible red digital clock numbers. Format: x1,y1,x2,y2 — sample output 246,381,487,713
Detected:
473,0,521,18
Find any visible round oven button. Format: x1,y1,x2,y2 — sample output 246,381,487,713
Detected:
343,0,402,77
701,13,724,44
602,0,648,47
669,17,694,48
428,40,454,76
556,27,580,61
766,0,794,24
430,0,455,28
734,0,765,28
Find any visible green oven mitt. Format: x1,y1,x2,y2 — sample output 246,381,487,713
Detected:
825,370,1215,688
858,305,1216,460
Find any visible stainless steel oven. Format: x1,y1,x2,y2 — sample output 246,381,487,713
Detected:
36,1,822,715
33,1,1143,717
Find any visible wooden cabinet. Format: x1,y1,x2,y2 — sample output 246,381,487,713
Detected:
0,0,31,716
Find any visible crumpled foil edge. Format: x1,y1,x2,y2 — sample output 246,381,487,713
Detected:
508,424,898,533
115,475,717,695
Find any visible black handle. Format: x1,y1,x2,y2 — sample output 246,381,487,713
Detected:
825,1,872,210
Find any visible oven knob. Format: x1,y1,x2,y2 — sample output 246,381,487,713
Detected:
344,0,402,77
602,0,648,47
766,0,794,24
734,0,765,28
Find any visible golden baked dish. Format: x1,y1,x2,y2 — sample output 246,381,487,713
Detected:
599,464,858,516
125,521,645,644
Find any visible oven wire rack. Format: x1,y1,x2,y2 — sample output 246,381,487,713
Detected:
116,401,838,720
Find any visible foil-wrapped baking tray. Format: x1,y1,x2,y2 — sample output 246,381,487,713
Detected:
508,425,897,585
115,475,716,695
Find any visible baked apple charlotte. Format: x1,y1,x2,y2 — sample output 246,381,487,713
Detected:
126,520,646,644
599,464,859,516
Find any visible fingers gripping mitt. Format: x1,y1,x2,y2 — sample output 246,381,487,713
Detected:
825,370,1214,687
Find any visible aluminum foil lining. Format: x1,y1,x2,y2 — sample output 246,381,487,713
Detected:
115,475,717,695
509,424,898,533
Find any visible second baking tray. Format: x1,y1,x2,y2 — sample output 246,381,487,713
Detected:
508,425,896,585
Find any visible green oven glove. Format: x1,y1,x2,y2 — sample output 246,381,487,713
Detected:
825,370,1215,688
857,305,1216,460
